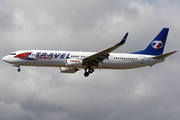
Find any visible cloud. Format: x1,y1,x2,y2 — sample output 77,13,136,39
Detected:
0,0,180,120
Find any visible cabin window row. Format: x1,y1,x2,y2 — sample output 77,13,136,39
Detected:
114,57,138,60
71,55,79,58
81,56,87,58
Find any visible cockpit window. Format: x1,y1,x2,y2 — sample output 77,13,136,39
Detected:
9,53,16,55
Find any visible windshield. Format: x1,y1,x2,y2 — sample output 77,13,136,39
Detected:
9,53,16,55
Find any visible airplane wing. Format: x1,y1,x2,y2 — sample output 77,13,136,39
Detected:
83,32,128,66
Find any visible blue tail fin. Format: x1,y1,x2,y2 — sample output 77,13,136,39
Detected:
131,28,169,55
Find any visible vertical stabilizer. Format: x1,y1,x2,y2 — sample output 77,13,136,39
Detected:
131,28,169,55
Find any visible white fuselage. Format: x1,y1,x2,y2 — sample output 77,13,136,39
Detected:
3,50,164,69
2,28,175,77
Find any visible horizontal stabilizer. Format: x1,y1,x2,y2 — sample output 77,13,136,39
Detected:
153,51,177,59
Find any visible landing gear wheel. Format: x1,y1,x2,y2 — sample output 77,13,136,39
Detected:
88,68,94,74
84,72,89,77
17,68,21,72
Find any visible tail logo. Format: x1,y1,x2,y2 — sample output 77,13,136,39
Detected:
151,41,163,49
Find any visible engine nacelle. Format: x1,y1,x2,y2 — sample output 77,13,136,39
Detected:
60,67,78,73
66,59,83,67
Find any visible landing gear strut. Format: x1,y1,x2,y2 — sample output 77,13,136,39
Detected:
12,64,21,72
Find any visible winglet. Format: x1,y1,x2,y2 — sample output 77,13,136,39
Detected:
117,32,129,45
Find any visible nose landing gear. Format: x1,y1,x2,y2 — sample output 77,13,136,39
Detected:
12,64,21,72
17,66,21,72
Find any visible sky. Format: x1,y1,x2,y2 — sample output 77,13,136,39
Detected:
0,0,180,120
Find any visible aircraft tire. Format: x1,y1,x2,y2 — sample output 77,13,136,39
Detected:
17,68,21,72
88,68,94,74
84,72,89,77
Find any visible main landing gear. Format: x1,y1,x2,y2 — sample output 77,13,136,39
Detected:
84,68,94,77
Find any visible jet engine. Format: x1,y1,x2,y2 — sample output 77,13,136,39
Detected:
66,59,83,67
60,67,79,73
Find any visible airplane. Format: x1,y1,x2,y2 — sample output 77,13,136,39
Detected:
2,28,177,77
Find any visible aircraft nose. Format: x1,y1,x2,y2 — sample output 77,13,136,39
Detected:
2,55,9,62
